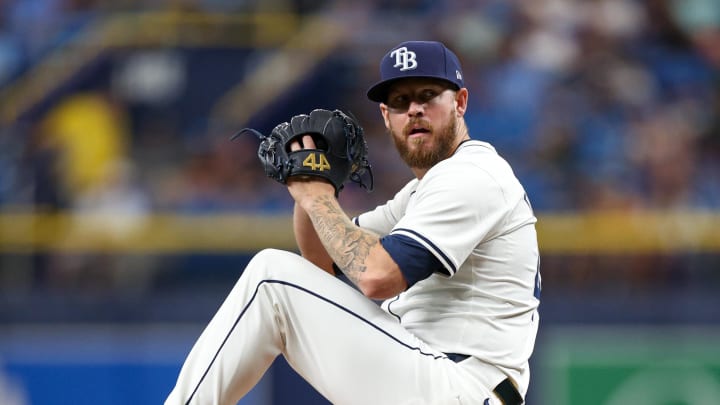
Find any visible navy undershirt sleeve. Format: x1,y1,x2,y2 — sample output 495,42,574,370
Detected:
380,233,448,288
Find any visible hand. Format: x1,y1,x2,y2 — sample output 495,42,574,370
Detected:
235,108,372,194
287,135,336,207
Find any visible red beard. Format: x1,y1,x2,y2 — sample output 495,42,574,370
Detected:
391,114,458,169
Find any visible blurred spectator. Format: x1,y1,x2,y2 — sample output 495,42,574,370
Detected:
39,91,130,203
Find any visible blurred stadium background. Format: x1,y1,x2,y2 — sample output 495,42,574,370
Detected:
1,0,719,404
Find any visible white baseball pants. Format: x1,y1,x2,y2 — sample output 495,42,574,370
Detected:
165,249,496,405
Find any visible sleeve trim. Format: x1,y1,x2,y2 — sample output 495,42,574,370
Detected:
392,228,457,275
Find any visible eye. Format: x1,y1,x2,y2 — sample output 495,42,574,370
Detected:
418,89,440,103
388,94,410,109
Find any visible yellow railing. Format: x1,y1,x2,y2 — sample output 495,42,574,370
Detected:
0,212,294,253
1,211,719,254
536,211,720,253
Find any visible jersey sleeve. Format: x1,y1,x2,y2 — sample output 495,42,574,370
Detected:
379,233,445,288
353,179,418,236
390,161,513,277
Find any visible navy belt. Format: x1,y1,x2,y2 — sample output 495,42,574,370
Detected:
493,377,523,404
445,353,523,404
445,352,470,363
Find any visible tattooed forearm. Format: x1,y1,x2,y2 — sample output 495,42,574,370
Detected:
306,195,378,284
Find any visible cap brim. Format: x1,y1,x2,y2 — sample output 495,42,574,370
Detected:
366,76,461,103
366,79,397,103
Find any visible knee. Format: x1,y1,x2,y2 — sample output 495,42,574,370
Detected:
243,249,297,279
250,248,293,266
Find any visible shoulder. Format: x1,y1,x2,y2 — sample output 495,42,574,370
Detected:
455,139,498,155
417,140,525,204
452,140,506,167
427,140,514,185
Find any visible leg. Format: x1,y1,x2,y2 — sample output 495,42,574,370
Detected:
166,249,491,405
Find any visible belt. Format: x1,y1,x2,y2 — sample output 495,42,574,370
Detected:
493,378,523,405
445,352,470,363
445,353,523,404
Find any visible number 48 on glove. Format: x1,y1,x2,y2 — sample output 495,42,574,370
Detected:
234,109,374,194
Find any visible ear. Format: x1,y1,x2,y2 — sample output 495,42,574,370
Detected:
379,103,391,128
455,88,468,117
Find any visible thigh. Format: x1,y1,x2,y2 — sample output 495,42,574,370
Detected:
249,249,490,405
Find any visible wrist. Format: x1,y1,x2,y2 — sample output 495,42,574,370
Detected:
293,184,335,209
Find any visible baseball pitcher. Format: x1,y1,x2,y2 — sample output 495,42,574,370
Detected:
166,40,540,405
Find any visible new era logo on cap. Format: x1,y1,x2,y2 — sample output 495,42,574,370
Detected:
367,41,465,103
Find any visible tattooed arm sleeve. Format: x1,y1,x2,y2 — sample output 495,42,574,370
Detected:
302,194,407,299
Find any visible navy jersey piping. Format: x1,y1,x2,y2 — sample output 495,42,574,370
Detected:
386,294,402,323
184,279,449,404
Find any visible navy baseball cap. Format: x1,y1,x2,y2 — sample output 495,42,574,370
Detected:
367,41,464,103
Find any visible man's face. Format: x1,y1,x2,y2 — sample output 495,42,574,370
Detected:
380,78,465,170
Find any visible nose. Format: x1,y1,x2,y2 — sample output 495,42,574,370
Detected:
407,100,425,117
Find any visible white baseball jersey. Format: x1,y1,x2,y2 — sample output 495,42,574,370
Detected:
166,139,540,405
356,139,541,395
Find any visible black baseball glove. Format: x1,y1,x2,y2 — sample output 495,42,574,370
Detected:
234,109,373,194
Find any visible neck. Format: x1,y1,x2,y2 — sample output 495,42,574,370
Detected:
412,167,428,179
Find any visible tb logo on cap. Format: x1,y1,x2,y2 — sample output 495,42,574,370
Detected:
390,47,417,71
